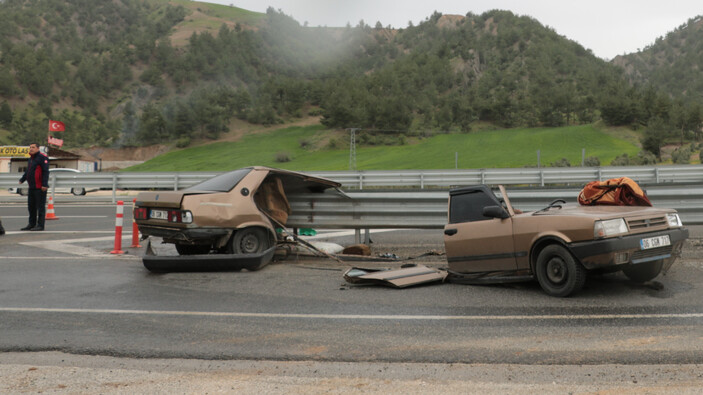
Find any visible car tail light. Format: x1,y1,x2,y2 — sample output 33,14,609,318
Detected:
168,210,193,224
134,207,147,220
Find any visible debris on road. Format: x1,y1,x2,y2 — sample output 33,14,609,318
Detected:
343,264,448,288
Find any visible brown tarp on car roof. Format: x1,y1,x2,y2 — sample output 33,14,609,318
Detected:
578,177,652,206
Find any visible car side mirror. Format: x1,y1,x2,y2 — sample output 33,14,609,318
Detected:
483,205,510,219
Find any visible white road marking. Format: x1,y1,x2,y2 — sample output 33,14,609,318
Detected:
0,256,138,260
2,231,116,235
0,307,702,321
4,229,402,257
18,235,139,257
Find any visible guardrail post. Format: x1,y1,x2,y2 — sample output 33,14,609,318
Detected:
359,173,363,190
481,170,485,185
655,167,660,183
420,172,424,189
364,229,370,244
111,173,117,204
597,168,602,181
50,172,57,201
355,229,361,244
540,170,545,187
174,173,179,191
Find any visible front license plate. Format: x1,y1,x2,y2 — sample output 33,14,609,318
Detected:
149,209,168,220
640,235,670,250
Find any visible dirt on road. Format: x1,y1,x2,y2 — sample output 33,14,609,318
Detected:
2,352,702,394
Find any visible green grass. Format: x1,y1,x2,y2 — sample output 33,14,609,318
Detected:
171,0,265,25
126,124,641,171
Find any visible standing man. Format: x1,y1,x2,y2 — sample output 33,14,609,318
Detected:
19,143,49,231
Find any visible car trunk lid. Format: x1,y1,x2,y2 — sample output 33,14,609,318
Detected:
135,191,211,209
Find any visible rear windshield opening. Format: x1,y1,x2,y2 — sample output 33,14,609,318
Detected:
186,168,252,192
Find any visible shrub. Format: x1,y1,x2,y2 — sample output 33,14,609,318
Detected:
274,151,291,163
671,145,692,164
636,150,657,165
550,158,571,167
610,153,630,166
175,137,191,148
583,156,600,167
308,108,323,116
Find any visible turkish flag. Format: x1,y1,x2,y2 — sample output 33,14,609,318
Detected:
49,120,65,132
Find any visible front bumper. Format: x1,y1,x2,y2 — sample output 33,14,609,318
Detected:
568,227,689,270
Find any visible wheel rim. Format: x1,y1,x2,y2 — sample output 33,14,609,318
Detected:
546,257,567,284
239,232,261,253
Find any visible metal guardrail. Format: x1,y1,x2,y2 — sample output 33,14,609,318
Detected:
310,166,703,188
1,168,702,227
0,172,220,200
2,166,703,193
286,185,703,229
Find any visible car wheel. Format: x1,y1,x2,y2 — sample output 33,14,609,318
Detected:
535,244,586,297
71,188,86,196
229,227,269,254
622,260,664,283
175,243,211,255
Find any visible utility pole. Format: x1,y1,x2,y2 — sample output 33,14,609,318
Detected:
348,128,358,170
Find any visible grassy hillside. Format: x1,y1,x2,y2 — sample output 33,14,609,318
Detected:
126,124,640,171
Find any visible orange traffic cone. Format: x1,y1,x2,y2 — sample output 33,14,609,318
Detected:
46,196,59,220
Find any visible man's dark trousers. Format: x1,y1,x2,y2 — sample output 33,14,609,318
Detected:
27,189,47,228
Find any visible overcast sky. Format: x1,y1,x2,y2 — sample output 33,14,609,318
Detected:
207,0,702,60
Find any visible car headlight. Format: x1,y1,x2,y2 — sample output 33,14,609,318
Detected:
666,213,682,227
594,218,628,238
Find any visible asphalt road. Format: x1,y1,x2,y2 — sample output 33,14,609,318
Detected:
1,199,703,392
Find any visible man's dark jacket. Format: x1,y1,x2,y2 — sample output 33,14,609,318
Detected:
19,152,50,189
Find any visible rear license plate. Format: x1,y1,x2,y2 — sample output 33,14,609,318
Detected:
149,209,168,220
640,235,670,250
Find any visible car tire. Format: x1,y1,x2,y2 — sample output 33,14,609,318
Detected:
535,244,586,297
622,260,664,283
229,227,269,254
18,188,26,196
175,243,211,255
71,188,86,196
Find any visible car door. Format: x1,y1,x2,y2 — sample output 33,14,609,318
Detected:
443,186,517,273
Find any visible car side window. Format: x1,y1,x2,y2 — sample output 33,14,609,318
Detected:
449,190,502,224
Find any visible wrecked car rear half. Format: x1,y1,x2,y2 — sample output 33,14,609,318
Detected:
134,166,340,271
